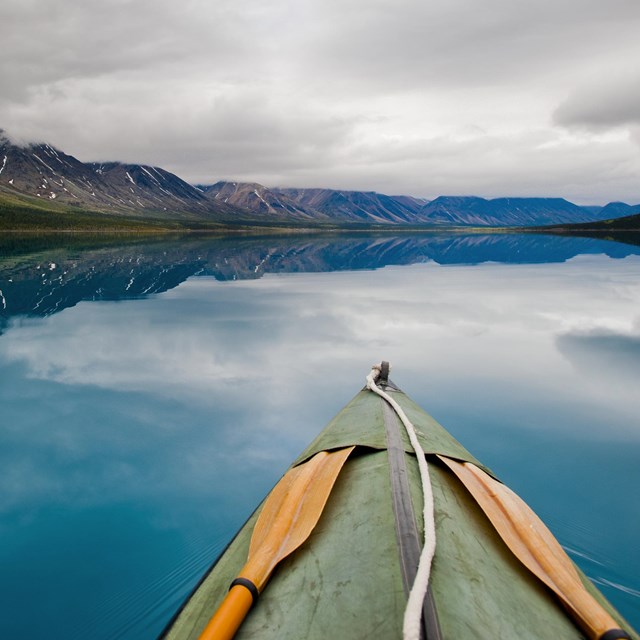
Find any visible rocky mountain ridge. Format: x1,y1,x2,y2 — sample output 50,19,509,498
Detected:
274,187,428,223
201,181,325,223
2,129,638,227
0,131,252,223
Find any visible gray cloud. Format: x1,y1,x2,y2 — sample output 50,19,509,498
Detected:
554,73,640,130
1,0,640,202
0,0,253,100
296,0,640,93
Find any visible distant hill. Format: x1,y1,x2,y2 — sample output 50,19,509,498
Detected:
547,211,640,231
202,181,325,223
595,202,640,220
198,188,636,227
417,196,604,226
274,187,428,223
2,128,639,229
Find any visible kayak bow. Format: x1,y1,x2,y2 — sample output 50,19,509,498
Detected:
161,364,637,640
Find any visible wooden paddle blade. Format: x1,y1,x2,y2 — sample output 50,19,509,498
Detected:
438,455,625,640
245,446,355,589
197,446,354,640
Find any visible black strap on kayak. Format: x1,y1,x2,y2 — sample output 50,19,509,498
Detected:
599,630,632,640
382,395,443,640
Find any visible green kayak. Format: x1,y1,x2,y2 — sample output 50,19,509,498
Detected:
161,365,637,640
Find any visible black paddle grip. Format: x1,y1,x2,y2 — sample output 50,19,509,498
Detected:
229,577,259,606
599,630,631,640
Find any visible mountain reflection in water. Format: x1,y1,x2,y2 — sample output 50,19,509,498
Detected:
2,232,640,328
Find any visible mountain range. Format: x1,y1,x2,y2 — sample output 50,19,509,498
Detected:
2,129,639,228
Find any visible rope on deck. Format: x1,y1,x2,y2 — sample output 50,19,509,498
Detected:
366,364,436,640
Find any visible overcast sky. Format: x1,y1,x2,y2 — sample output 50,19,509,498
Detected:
1,0,639,203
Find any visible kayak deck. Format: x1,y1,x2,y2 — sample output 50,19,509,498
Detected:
162,384,637,639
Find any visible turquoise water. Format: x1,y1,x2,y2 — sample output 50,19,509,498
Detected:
1,233,639,637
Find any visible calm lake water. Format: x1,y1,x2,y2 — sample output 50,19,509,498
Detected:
1,232,639,638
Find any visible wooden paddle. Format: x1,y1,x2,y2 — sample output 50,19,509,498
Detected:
198,446,355,640
438,456,630,640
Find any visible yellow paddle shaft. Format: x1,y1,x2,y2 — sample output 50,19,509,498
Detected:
198,585,253,640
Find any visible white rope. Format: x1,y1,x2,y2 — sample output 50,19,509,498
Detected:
366,364,436,640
